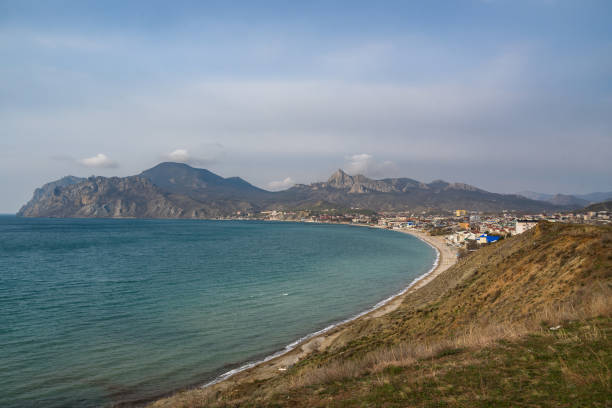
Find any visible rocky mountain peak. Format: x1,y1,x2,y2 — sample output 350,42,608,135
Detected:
327,169,355,188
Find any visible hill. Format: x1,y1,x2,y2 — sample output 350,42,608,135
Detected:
18,163,561,218
580,200,612,213
17,176,194,218
17,174,260,218
140,162,269,200
17,164,271,218
518,190,612,208
150,222,612,407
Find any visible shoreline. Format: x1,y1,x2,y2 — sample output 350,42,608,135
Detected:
149,226,458,406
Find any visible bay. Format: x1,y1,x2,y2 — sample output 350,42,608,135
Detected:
0,216,435,407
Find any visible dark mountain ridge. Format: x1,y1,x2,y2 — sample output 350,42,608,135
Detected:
18,163,564,218
139,162,270,200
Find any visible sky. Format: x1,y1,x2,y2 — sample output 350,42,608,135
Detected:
1,0,611,212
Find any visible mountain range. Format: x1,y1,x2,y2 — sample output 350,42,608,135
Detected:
18,162,584,218
517,190,612,207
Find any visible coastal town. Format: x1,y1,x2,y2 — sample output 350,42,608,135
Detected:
222,207,611,252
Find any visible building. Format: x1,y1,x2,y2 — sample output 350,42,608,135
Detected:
455,209,467,217
478,234,500,244
447,231,477,246
515,219,539,234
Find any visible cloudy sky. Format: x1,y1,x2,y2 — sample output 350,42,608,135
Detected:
1,0,611,212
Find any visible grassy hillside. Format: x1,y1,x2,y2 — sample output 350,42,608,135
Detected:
150,223,612,407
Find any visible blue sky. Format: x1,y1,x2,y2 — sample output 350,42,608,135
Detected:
1,0,611,212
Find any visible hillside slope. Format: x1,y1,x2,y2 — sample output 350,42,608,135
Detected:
150,223,612,407
580,200,612,213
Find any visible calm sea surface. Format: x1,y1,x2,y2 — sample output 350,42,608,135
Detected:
0,216,435,407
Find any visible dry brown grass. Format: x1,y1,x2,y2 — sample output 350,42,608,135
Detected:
288,288,612,391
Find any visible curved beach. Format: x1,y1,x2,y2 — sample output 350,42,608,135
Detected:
150,228,458,404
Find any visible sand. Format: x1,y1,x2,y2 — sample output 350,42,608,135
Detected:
369,229,457,317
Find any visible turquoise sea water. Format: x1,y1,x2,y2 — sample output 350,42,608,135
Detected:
0,216,435,407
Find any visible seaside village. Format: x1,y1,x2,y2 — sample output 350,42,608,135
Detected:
223,208,611,253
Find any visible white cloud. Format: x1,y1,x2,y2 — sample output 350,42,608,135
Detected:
345,154,397,177
268,177,295,191
78,153,117,168
345,154,373,174
163,148,220,167
168,148,190,162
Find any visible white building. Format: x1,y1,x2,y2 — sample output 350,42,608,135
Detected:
515,219,539,234
446,231,477,246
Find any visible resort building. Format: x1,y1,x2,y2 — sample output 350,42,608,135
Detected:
515,219,539,234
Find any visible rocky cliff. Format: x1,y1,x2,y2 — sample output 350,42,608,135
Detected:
18,176,187,218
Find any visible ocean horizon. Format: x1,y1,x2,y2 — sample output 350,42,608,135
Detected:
0,216,435,407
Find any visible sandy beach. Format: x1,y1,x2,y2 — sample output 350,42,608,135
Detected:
369,228,457,317
158,227,459,399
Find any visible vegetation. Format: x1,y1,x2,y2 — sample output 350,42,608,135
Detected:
150,223,612,407
428,227,453,236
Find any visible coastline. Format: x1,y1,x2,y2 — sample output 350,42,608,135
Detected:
149,227,458,406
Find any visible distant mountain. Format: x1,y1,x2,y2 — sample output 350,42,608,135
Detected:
140,162,270,200
576,191,612,203
517,190,612,208
18,164,562,218
547,194,590,208
517,191,554,202
276,170,556,213
579,200,612,213
18,164,270,218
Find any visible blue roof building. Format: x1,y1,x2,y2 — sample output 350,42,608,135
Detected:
478,234,500,244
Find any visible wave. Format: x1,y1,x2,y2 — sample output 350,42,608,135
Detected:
201,231,440,388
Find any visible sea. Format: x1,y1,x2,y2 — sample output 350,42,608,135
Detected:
0,216,436,407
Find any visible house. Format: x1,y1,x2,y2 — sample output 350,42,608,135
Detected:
515,219,539,234
478,234,500,244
